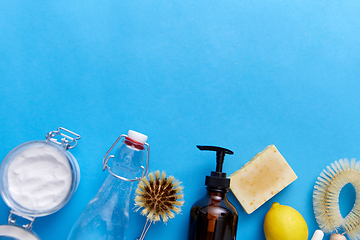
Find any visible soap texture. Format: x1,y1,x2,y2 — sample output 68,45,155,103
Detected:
229,145,297,214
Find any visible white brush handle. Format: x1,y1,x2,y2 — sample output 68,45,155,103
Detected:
311,230,324,240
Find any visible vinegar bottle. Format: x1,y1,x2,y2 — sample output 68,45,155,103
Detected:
67,130,149,240
188,146,238,240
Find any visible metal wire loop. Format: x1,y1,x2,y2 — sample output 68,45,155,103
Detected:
46,127,81,150
8,210,36,231
102,135,150,182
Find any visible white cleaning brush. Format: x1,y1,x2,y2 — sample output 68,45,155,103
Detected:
313,158,360,240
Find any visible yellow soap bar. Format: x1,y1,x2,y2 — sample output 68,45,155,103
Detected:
229,145,297,214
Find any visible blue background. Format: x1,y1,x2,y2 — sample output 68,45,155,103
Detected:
1,0,360,239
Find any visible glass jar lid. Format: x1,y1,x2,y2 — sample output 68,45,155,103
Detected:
0,225,40,240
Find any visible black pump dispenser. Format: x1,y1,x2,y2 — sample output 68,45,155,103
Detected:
189,145,238,240
197,145,234,190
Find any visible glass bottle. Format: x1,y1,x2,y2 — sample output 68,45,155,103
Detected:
188,146,238,240
189,187,238,240
67,130,149,240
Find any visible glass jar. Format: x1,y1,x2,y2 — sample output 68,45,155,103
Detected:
0,127,81,240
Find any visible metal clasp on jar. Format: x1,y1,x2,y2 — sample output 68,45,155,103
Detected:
46,127,81,150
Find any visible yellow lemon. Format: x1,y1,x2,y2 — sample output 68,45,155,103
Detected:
264,202,308,240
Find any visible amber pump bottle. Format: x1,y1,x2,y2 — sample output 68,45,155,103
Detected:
188,146,238,240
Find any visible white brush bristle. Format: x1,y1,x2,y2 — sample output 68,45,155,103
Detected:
313,158,360,240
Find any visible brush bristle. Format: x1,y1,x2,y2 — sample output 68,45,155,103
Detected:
134,170,184,223
313,158,360,240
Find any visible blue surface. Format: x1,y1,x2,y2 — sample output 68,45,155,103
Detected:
1,0,360,239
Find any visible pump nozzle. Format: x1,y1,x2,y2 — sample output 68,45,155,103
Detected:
197,146,234,172
197,145,234,189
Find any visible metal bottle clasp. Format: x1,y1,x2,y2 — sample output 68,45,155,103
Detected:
46,127,81,150
8,210,36,231
102,134,150,182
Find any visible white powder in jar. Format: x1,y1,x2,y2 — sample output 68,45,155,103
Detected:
7,144,73,212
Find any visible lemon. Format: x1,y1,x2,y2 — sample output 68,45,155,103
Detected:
263,202,308,240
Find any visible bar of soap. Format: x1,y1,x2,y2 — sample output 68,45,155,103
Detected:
229,145,297,214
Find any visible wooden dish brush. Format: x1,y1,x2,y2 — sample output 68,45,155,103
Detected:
134,170,184,240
